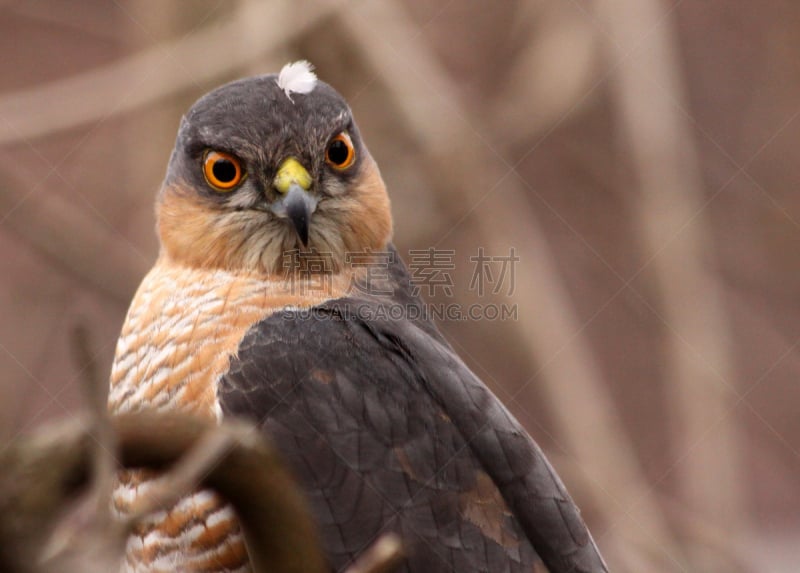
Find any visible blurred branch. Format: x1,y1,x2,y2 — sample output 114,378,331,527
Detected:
0,412,329,573
335,1,682,570
119,413,330,573
663,498,752,573
489,2,601,145
123,425,239,522
0,0,340,144
0,171,148,305
9,2,120,42
594,0,748,567
343,533,404,573
548,450,753,573
69,323,116,525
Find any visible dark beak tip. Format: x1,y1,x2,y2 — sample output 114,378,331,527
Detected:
279,183,316,248
298,223,309,247
286,202,310,247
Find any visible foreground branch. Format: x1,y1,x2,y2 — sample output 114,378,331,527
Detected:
0,412,329,573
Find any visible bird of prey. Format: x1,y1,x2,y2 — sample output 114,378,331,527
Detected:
108,61,608,573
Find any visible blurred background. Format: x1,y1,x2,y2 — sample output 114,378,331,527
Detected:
1,0,799,571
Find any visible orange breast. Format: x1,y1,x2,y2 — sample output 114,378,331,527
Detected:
109,256,352,572
114,471,249,573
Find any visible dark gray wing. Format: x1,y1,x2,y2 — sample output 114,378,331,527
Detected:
218,297,607,573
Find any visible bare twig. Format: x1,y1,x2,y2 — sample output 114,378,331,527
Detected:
343,533,404,573
70,323,115,491
37,326,123,572
124,428,238,522
117,414,328,573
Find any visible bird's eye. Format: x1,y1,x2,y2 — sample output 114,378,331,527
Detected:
325,133,355,170
203,150,244,191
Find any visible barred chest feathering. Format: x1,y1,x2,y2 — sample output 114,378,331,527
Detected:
108,257,351,572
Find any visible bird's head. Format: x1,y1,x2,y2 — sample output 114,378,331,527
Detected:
157,61,392,275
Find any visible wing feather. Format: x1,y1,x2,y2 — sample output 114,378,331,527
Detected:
219,292,606,572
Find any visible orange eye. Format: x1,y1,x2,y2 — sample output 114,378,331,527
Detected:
203,150,243,191
325,132,355,170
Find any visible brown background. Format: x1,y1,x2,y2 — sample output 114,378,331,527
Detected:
1,1,798,571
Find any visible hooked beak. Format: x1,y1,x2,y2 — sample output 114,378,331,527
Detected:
270,157,317,246
274,184,317,246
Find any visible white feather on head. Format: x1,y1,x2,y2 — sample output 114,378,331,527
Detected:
276,60,318,103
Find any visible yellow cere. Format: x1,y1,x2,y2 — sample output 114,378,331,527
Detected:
273,157,312,194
